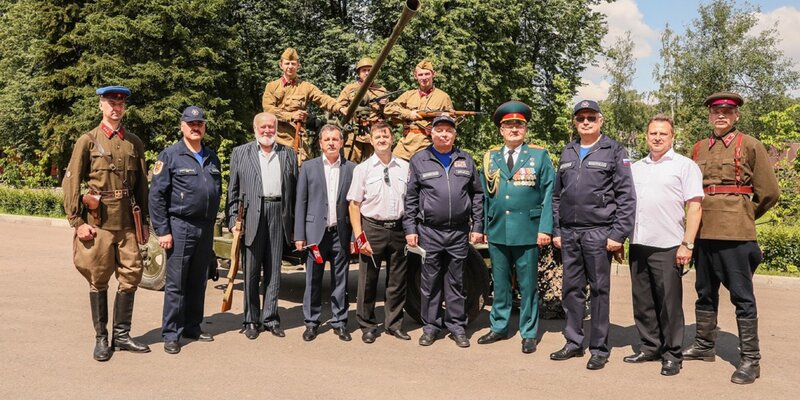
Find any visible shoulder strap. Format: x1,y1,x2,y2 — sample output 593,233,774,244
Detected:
691,141,702,161
734,133,745,186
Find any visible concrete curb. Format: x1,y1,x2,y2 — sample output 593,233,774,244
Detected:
0,213,70,228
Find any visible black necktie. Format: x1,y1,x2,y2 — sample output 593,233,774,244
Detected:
507,149,515,171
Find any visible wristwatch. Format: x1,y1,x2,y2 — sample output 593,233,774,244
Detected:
681,241,694,250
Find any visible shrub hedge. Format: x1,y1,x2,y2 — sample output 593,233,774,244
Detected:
757,224,800,274
0,185,65,218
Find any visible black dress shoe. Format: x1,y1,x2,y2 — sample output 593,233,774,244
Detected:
586,354,609,370
386,329,411,340
302,326,318,342
164,340,181,354
550,345,585,360
333,326,352,342
522,338,537,354
185,332,214,342
623,351,661,363
113,335,151,353
244,323,259,340
419,332,436,346
661,360,682,376
477,331,505,345
449,334,470,348
362,330,377,344
265,325,285,338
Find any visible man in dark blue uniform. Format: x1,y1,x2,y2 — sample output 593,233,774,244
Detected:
550,100,636,369
404,114,483,348
149,106,222,354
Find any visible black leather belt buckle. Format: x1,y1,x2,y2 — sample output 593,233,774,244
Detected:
262,196,281,202
326,225,337,232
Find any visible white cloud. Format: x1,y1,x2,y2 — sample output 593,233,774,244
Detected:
753,6,800,69
577,0,658,102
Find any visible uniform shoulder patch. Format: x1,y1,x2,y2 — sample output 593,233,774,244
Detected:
527,144,545,150
153,160,164,175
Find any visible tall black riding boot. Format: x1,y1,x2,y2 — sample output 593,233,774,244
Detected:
731,318,761,384
112,291,151,353
682,309,717,361
90,291,111,361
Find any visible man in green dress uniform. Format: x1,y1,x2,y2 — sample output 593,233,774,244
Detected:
477,100,556,354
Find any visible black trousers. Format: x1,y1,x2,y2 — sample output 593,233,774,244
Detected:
560,226,612,357
629,244,684,362
694,239,761,319
242,200,284,327
356,219,408,332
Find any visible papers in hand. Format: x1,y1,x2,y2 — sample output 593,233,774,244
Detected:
404,244,427,263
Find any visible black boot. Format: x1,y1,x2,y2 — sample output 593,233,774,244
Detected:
731,318,760,384
683,309,717,361
90,291,111,362
112,291,151,353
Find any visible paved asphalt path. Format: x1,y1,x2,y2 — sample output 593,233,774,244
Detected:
0,217,797,399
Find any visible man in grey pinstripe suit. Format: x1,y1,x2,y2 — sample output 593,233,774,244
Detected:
226,112,298,340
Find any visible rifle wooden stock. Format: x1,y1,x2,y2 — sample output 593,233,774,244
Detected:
221,199,246,312
292,121,302,153
417,110,482,119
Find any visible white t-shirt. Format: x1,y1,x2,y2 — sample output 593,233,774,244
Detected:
631,148,704,248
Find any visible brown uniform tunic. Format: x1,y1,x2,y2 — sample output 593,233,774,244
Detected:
384,87,454,160
62,125,149,292
337,81,388,162
692,130,780,241
262,77,342,162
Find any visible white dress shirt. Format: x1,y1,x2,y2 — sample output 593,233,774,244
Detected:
631,148,704,248
503,145,521,166
258,147,282,197
323,155,341,227
346,154,409,220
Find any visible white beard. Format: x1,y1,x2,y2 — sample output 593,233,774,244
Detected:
257,135,275,147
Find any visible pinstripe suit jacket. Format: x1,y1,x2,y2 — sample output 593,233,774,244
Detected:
226,141,298,246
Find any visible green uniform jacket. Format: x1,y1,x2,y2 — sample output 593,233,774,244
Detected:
481,144,555,246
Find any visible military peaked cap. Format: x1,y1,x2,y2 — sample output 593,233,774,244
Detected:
704,92,744,108
493,100,531,127
96,86,131,100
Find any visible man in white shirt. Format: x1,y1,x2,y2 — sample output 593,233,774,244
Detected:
627,114,703,376
347,122,412,343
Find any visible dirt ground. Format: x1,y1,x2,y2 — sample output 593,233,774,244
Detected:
0,216,797,399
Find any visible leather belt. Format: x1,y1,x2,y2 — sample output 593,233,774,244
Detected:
403,125,430,136
364,216,402,230
261,196,281,202
89,189,131,199
703,185,753,195
325,225,338,232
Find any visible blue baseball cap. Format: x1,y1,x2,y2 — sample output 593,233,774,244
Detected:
431,113,456,128
573,99,601,115
181,106,206,122
96,86,131,100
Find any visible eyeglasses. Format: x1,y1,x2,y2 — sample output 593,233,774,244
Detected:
574,116,598,123
383,167,390,185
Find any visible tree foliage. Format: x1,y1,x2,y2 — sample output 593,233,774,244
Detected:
652,0,800,147
0,0,610,185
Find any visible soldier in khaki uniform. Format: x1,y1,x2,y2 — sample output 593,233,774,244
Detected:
337,57,389,163
262,48,346,163
384,59,454,160
683,92,780,385
62,86,151,361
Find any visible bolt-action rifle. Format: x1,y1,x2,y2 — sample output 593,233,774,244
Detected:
221,194,246,312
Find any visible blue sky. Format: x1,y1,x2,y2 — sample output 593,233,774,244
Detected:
577,0,800,100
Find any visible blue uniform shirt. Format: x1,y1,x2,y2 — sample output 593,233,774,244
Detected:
149,140,222,236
